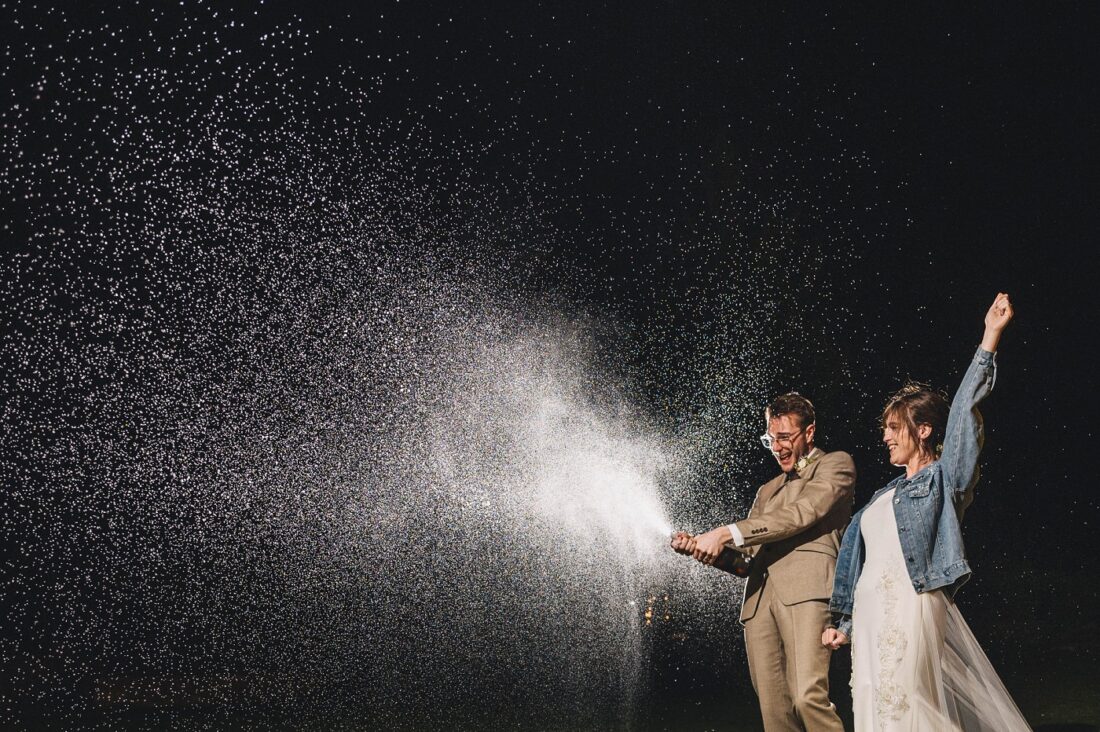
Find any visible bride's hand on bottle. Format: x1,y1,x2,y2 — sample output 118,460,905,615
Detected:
980,292,1013,352
821,627,849,650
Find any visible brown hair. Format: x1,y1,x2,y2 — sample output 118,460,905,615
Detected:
881,382,949,459
765,392,816,429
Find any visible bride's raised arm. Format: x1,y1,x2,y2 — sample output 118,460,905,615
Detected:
941,293,1014,501
981,293,1014,353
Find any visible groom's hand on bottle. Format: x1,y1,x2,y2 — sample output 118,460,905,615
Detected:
821,628,848,650
691,526,732,565
670,531,697,555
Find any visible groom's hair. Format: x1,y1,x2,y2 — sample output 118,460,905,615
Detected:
765,392,816,429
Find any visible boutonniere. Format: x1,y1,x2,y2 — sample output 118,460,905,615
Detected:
795,451,820,475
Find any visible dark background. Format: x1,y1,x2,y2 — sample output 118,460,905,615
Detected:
3,2,1099,730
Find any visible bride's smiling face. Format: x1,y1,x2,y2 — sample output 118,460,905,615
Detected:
882,410,931,467
882,416,916,466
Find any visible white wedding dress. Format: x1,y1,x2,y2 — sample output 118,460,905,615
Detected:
850,488,1031,731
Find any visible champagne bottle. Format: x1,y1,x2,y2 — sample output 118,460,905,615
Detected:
711,546,752,577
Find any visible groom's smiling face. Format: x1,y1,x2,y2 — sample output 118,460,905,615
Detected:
765,414,814,473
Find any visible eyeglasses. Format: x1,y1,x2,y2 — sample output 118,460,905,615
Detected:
759,427,806,451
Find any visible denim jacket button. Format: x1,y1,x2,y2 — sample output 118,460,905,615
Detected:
893,497,900,504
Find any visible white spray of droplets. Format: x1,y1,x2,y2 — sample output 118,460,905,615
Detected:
428,326,675,547
2,2,892,729
354,313,692,727
0,5,704,728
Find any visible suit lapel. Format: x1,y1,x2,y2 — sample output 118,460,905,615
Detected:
754,448,822,513
751,473,787,516
781,456,818,503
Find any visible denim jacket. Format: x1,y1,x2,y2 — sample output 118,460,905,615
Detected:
829,347,997,637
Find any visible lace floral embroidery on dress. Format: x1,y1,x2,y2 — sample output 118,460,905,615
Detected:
874,569,910,720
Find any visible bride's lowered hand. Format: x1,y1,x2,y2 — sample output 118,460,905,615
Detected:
821,627,848,651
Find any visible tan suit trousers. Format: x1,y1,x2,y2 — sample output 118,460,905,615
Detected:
744,580,843,732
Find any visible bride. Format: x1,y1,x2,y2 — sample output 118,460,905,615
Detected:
821,293,1030,731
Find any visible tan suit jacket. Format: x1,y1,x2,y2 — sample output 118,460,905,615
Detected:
735,448,855,623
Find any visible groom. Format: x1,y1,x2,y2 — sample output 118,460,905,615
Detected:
672,393,854,732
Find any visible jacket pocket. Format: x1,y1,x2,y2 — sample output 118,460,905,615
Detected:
906,477,932,498
794,542,838,558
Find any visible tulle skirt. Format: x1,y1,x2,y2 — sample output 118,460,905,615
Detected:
851,582,1031,732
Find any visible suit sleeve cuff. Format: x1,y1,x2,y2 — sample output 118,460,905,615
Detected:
727,523,745,547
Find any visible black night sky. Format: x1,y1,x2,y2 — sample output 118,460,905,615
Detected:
3,2,1099,730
